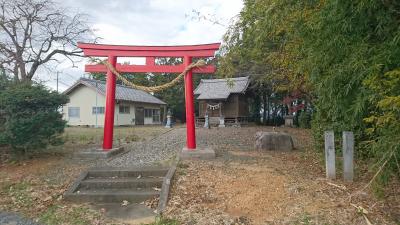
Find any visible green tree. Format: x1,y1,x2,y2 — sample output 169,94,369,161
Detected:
0,84,68,155
220,0,400,185
301,0,400,178
219,0,314,125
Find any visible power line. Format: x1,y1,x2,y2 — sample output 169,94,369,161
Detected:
63,72,77,81
59,76,76,84
58,80,72,87
53,71,79,89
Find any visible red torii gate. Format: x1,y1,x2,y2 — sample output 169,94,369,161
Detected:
78,42,221,151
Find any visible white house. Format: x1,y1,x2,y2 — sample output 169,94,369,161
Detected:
62,78,167,126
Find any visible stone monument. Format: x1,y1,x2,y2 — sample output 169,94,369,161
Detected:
255,131,294,151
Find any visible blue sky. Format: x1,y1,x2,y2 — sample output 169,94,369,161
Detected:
42,0,243,91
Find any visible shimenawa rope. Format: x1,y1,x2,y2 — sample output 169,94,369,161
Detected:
89,58,206,93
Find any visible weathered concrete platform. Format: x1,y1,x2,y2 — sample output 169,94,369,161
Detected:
180,147,216,160
73,147,124,159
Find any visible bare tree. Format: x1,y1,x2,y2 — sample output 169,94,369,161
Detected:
0,0,94,82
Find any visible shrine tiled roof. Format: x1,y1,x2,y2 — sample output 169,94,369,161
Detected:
194,76,250,100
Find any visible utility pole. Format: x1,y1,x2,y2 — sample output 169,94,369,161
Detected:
95,79,98,128
56,71,60,92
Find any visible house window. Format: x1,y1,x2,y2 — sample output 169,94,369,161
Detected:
119,105,130,114
152,109,160,122
68,107,80,118
92,106,105,114
144,109,153,118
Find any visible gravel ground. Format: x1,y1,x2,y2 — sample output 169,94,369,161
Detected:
105,128,184,167
0,212,40,225
94,126,302,167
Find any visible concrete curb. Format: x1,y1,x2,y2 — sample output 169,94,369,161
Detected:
64,170,88,201
73,147,124,159
157,154,180,214
180,147,216,160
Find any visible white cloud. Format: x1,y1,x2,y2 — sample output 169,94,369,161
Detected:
41,0,243,91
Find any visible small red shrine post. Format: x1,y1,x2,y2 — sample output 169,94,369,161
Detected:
78,43,220,151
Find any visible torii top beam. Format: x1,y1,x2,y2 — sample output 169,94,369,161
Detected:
78,42,221,73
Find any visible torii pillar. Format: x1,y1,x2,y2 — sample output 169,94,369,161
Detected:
78,43,220,156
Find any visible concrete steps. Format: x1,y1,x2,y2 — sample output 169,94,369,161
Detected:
71,189,160,203
86,167,168,178
65,167,169,203
80,177,163,189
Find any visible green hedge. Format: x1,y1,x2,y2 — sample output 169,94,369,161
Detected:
0,83,68,155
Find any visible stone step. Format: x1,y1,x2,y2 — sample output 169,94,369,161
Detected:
87,167,169,178
67,188,160,203
65,166,171,204
79,177,164,190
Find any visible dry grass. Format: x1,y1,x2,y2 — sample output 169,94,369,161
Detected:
62,126,167,146
0,125,168,225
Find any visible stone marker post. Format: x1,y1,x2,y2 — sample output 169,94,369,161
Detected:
342,131,354,182
165,109,172,128
204,113,210,129
218,116,225,128
324,131,336,179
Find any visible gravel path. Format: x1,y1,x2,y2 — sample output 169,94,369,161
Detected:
0,212,40,225
94,126,293,167
104,128,186,167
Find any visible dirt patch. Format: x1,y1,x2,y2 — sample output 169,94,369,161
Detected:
213,164,287,223
164,127,399,225
166,156,397,224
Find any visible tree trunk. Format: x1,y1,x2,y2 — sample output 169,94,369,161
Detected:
13,65,20,82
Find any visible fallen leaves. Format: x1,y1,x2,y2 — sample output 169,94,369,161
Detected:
144,196,159,209
163,149,398,225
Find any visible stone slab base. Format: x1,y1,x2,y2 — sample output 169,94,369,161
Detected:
91,203,156,225
74,147,124,159
180,147,216,160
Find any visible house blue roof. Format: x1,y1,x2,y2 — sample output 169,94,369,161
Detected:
64,78,167,105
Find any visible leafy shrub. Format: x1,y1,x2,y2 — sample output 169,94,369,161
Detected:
304,0,400,186
363,69,400,190
0,83,68,155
